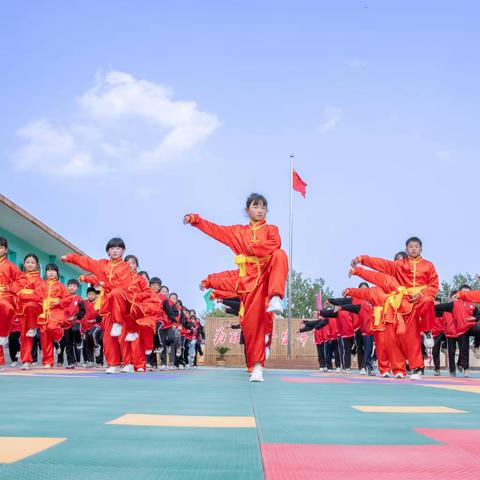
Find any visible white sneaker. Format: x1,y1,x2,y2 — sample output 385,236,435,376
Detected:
159,365,166,371
110,323,122,337
125,333,138,342
145,350,152,355
473,347,480,360
410,373,422,380
464,369,470,378
336,367,341,373
44,364,52,369
26,329,37,338
185,364,190,369
360,368,366,375
266,296,284,314
395,372,404,379
0,336,8,346
381,372,390,378
137,368,145,372
21,362,31,370
105,366,120,374
345,369,352,374
168,365,174,370
121,364,134,373
11,361,18,367
249,364,264,382
179,364,185,370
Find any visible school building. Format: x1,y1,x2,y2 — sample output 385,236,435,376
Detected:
0,193,86,293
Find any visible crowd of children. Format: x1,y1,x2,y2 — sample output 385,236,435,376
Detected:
300,239,480,379
2,192,480,381
0,236,204,373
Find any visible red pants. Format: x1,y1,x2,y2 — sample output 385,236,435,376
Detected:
413,296,435,333
103,315,122,367
384,322,407,375
18,302,42,364
40,321,64,366
0,295,15,337
397,311,424,371
240,249,288,371
373,330,390,375
109,288,138,326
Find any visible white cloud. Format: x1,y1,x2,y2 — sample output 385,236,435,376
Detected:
319,106,342,135
346,59,367,69
14,71,219,177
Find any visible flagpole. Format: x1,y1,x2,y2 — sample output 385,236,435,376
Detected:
288,154,294,360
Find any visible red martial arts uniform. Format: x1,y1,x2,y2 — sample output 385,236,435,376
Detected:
12,271,44,364
38,279,70,366
67,254,131,367
352,263,437,372
0,256,24,338
188,215,288,370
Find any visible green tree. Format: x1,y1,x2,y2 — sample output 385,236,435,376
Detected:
288,270,333,318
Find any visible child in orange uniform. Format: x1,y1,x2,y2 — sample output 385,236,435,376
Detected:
12,254,44,370
0,237,24,345
38,264,69,368
62,238,132,374
184,193,288,382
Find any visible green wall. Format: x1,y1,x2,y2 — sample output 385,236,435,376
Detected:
0,226,86,297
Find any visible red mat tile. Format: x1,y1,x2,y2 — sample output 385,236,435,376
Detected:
262,429,480,480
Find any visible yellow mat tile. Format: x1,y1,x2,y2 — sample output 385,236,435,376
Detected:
352,405,466,413
420,384,480,394
107,414,256,428
0,437,66,464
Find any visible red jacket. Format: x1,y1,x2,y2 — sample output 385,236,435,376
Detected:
81,299,100,333
337,310,354,338
0,257,23,299
432,315,445,337
443,312,456,338
61,294,84,329
453,300,477,336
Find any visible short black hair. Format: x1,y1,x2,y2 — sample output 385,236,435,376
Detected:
45,263,59,275
105,237,126,252
358,282,369,288
394,251,408,260
406,236,422,248
138,270,149,280
67,278,79,287
451,289,459,296
0,237,8,249
246,193,268,209
87,287,97,294
125,254,139,266
160,285,169,293
459,284,471,291
150,277,162,286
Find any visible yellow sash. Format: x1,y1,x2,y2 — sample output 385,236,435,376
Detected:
234,254,270,277
383,285,426,318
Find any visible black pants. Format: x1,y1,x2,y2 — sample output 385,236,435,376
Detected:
447,337,458,373
327,339,342,369
158,327,175,366
342,336,354,370
194,341,203,366
457,325,480,370
432,333,445,371
316,343,326,368
8,331,20,362
85,326,103,363
354,330,365,370
64,324,82,366
32,332,41,362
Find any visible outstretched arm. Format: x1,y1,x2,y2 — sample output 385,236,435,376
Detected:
184,214,238,249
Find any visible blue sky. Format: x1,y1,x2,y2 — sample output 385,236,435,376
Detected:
1,1,479,311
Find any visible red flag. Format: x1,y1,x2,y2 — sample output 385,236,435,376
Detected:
292,169,307,198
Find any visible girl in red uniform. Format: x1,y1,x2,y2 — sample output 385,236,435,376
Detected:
38,264,69,368
184,193,288,382
12,254,44,370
